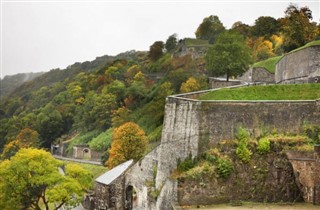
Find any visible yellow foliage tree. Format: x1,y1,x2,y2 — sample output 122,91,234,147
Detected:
1,128,40,159
180,77,201,93
107,122,147,168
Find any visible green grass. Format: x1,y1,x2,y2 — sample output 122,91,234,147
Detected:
199,84,320,100
63,160,107,180
252,56,282,73
184,38,210,46
289,40,320,53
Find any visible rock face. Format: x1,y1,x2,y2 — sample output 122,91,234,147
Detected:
275,46,320,84
178,152,302,205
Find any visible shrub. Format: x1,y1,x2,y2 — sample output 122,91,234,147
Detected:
257,137,271,154
304,125,320,145
177,154,197,172
216,157,234,178
235,127,252,163
235,145,252,163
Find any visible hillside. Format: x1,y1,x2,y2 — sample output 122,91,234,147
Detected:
0,72,44,99
0,48,207,155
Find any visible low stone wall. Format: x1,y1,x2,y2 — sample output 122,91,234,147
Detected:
239,67,274,83
275,46,320,84
209,77,242,89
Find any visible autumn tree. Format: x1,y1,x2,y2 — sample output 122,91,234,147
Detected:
180,77,201,93
281,4,318,51
148,41,164,61
195,15,225,43
0,148,92,210
1,128,40,159
107,122,147,168
206,30,252,81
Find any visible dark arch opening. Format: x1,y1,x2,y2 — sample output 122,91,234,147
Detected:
125,185,137,210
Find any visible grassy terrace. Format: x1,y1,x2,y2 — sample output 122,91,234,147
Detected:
199,84,320,101
252,56,282,73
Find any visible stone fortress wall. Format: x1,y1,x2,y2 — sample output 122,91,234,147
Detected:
95,45,320,209
275,45,320,84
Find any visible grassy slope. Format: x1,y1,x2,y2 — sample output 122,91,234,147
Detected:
252,40,320,74
199,84,320,100
252,56,282,73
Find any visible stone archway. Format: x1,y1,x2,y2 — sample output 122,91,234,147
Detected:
125,185,138,210
83,148,91,159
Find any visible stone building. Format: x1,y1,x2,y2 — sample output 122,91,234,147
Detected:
73,145,102,161
94,160,134,210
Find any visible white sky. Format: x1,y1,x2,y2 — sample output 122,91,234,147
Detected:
1,0,319,78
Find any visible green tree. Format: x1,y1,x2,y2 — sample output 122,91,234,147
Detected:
148,41,164,61
165,33,178,52
195,15,225,43
281,4,318,51
107,122,147,168
251,16,279,38
0,148,92,210
231,21,252,38
206,30,252,81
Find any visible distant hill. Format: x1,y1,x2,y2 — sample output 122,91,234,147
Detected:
0,72,44,99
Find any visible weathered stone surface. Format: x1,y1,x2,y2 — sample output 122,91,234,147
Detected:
287,151,320,204
239,67,275,83
275,46,320,84
209,77,242,89
178,152,302,205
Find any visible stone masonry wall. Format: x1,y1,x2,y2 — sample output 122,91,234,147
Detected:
239,67,275,83
275,46,320,84
200,100,320,148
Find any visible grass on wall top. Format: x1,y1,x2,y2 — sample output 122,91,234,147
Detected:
252,56,282,73
199,84,320,101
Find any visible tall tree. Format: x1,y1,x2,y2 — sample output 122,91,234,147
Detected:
195,15,225,43
0,148,92,210
107,122,147,168
280,4,318,51
251,16,279,38
206,30,252,81
148,41,164,61
165,33,178,53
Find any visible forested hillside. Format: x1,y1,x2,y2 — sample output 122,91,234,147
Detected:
0,3,319,166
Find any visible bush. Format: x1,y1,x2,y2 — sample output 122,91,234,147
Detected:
304,125,320,145
177,154,197,172
216,157,234,178
235,127,252,163
257,137,271,154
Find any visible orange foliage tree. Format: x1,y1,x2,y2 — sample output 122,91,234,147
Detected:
107,122,147,168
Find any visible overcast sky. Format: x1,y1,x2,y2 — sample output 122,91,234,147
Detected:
1,0,319,78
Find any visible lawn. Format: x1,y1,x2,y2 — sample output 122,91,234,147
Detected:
63,160,107,180
199,84,320,101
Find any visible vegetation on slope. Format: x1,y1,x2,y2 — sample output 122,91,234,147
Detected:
200,84,320,100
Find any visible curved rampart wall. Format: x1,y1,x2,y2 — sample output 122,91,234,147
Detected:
275,46,320,84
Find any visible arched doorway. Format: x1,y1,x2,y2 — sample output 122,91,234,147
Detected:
83,148,91,159
125,185,137,210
